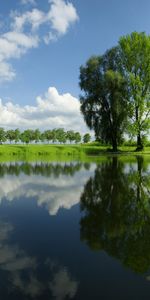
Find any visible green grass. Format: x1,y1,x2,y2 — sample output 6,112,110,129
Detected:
0,144,105,162
0,143,150,162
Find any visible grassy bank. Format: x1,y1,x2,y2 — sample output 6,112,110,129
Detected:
0,144,107,162
0,144,150,161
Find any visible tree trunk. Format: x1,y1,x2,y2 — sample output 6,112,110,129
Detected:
135,106,143,151
136,132,143,151
112,138,118,152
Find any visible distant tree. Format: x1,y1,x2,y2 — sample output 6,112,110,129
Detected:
83,133,91,143
66,130,75,143
40,132,46,143
79,47,128,151
28,130,35,143
74,132,81,144
44,130,53,143
33,129,41,143
20,130,34,144
119,32,150,150
51,129,57,143
0,128,6,144
55,128,67,144
14,129,20,143
6,130,15,143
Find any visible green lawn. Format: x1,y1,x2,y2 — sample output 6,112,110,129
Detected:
0,144,150,162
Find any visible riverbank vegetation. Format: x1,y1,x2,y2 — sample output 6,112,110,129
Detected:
0,144,150,162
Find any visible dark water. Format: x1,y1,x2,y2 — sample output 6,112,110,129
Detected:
0,157,150,299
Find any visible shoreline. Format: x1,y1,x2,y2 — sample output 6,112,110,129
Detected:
0,144,150,162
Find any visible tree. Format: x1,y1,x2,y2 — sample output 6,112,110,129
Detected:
0,128,6,144
51,129,57,143
14,129,20,143
79,47,128,151
33,129,41,143
119,32,150,150
44,130,53,144
74,132,81,144
20,131,29,144
83,133,91,143
40,132,46,143
20,130,34,144
66,130,75,143
55,128,67,144
6,130,15,143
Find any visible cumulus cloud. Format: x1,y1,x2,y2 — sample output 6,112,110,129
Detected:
0,0,79,81
14,1,79,36
0,86,89,133
0,30,39,81
45,0,79,43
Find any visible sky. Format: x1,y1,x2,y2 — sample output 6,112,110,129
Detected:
0,0,150,132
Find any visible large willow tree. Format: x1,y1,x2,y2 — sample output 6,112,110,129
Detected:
79,47,128,151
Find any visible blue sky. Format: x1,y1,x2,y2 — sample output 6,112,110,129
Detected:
0,0,150,132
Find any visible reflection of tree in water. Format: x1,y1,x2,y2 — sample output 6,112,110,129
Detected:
0,162,83,178
80,157,150,274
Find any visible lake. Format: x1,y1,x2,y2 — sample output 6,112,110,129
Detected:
0,156,150,299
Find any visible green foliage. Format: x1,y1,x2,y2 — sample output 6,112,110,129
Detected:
33,129,41,143
83,133,91,143
14,129,20,143
55,128,66,143
79,47,128,151
6,130,16,143
119,32,150,150
0,128,6,143
66,130,75,143
0,128,83,145
44,130,53,143
74,132,81,144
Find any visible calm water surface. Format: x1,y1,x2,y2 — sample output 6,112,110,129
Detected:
0,157,150,299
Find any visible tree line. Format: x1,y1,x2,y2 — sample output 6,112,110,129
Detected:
79,31,150,151
0,128,91,144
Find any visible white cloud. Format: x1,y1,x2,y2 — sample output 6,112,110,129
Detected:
0,0,79,82
14,1,79,36
0,30,39,81
0,86,90,133
3,31,39,49
12,9,46,32
46,0,79,42
0,61,15,82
